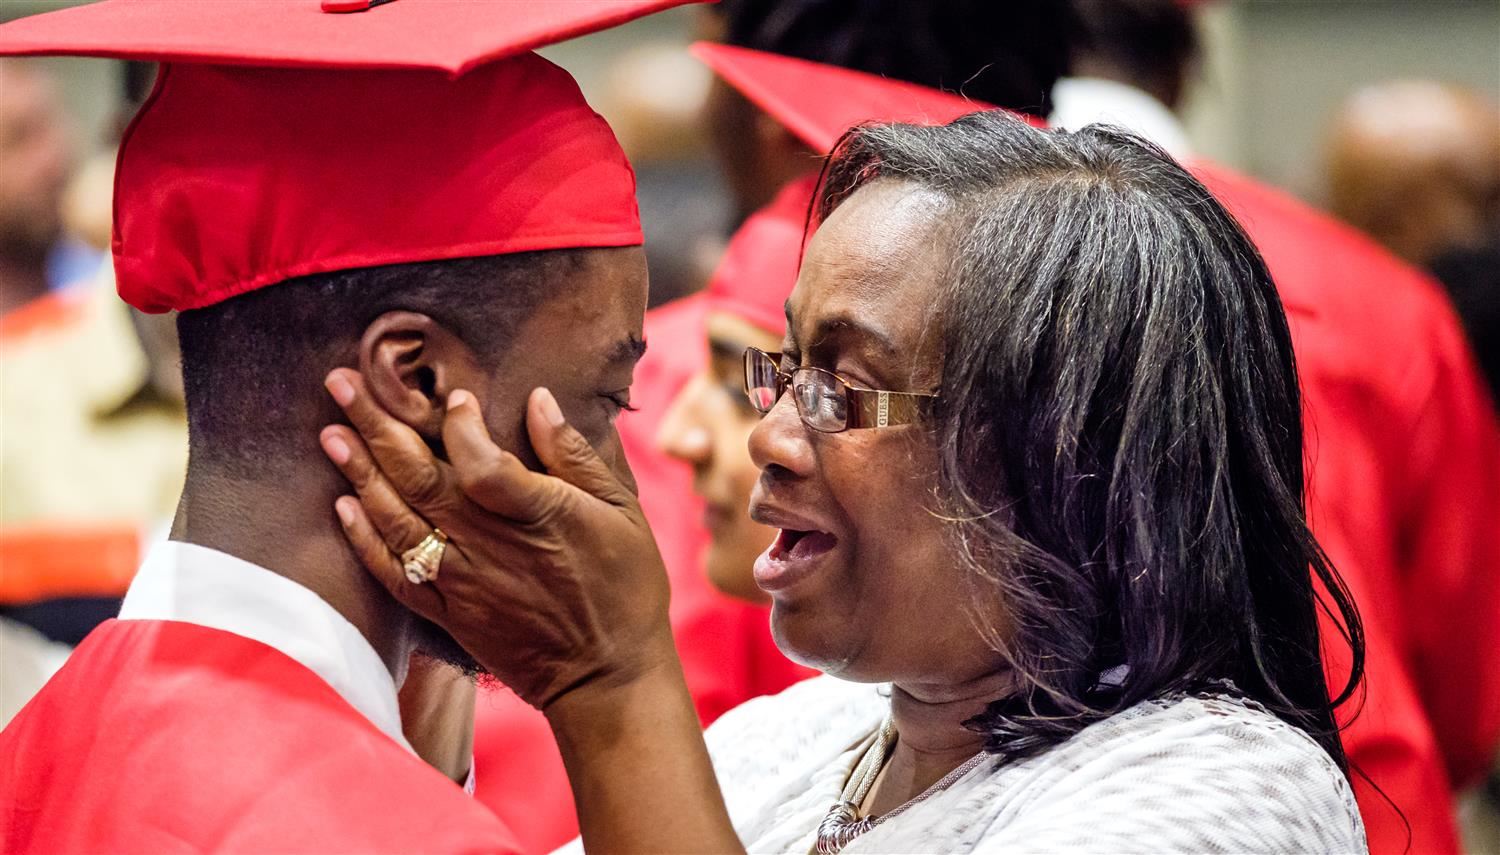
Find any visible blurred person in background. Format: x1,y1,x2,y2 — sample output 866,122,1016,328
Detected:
0,58,91,316
1054,2,1500,851
597,42,728,308
0,60,187,726
655,176,815,607
1328,81,1500,404
1049,0,1196,159
1327,82,1500,269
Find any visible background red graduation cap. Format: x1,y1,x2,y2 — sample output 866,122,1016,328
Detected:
692,42,1043,335
690,41,1043,156
0,0,701,313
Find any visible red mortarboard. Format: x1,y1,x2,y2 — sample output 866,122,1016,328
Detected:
0,0,700,313
690,42,1041,156
693,43,1041,335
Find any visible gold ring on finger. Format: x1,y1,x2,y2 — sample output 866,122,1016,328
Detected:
401,528,448,585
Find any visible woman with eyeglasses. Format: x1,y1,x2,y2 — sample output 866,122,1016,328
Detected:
319,112,1368,853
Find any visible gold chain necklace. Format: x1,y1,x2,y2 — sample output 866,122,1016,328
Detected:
813,718,987,855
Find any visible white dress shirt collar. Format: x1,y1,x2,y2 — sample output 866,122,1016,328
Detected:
119,540,413,753
1049,76,1194,161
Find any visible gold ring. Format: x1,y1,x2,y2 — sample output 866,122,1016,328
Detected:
401,528,448,585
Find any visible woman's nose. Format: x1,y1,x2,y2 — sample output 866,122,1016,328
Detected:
747,387,811,477
657,379,713,464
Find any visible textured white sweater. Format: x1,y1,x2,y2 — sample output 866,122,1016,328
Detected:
701,676,1367,854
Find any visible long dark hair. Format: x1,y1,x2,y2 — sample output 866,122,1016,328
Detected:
815,111,1365,772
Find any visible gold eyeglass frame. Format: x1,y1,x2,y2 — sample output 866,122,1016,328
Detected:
742,347,938,433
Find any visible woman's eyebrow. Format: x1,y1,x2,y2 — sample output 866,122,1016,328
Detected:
785,301,898,357
810,316,899,358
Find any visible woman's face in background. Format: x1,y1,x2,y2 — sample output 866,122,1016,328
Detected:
747,180,1011,688
657,312,782,604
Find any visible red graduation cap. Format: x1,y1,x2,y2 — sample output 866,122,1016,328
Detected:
693,42,1042,335
690,41,1042,157
0,0,700,313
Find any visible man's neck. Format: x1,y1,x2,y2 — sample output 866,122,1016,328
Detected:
172,469,415,681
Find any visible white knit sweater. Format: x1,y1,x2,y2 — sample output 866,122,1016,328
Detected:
701,676,1367,854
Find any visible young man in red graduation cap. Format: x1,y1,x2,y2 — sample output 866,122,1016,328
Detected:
686,43,1500,855
0,1,715,852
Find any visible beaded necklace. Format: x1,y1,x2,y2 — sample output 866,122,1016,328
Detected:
812,717,988,855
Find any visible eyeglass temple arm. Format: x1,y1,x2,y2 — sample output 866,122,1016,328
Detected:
845,388,934,429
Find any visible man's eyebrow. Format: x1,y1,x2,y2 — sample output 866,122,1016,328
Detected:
607,334,648,365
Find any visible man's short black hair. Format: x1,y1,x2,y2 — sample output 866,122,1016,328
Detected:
716,0,1073,117
177,250,585,478
1067,0,1198,109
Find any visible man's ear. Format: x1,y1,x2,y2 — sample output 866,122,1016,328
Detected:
358,311,479,440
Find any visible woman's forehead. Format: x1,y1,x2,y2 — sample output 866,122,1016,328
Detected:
789,181,950,342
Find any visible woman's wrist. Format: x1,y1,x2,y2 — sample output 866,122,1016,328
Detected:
542,636,744,854
540,631,685,729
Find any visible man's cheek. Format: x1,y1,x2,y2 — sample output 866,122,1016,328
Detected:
477,401,539,471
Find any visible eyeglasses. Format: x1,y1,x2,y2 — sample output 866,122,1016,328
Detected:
742,347,937,433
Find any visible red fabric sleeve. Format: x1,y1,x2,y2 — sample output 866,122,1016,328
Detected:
1393,306,1500,789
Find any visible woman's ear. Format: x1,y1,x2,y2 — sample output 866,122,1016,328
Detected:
358,311,478,439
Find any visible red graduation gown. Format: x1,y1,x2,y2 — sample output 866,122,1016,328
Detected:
1199,163,1500,855
0,618,518,854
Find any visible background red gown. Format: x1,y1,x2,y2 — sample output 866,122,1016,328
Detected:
1198,162,1500,854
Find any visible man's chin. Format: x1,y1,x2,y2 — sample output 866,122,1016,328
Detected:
413,618,486,679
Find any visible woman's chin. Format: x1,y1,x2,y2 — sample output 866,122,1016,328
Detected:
768,604,866,677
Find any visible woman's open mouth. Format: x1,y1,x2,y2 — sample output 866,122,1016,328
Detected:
754,528,839,592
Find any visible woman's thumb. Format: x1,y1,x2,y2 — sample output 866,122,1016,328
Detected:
525,388,632,508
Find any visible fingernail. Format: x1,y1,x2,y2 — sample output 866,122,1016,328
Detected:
537,388,565,427
325,373,355,407
334,497,355,527
448,389,473,410
323,433,350,465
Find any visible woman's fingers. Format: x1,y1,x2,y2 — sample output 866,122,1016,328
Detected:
440,389,556,521
324,369,455,513
525,387,634,510
320,424,441,550
333,495,445,619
